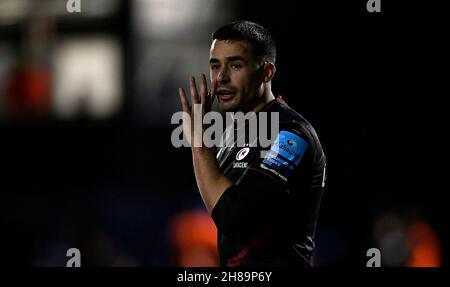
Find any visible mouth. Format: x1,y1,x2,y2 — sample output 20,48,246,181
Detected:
217,90,236,102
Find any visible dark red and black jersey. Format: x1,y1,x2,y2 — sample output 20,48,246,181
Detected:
211,97,326,267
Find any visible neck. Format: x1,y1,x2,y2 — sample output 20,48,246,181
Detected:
251,83,275,113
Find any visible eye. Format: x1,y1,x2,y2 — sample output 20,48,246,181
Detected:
231,63,242,70
210,64,220,70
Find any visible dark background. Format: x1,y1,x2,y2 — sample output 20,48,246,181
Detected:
0,0,445,266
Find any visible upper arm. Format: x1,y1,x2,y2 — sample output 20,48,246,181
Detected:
211,127,313,233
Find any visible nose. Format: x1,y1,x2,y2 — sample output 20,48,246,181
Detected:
217,66,230,84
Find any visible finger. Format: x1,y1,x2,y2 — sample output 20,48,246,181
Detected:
178,88,190,113
200,73,207,107
189,76,200,104
209,77,217,106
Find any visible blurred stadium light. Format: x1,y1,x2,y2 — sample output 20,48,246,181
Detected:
0,0,120,24
132,0,236,125
168,208,218,267
373,209,442,267
0,0,123,121
52,37,122,119
0,0,30,25
134,0,225,39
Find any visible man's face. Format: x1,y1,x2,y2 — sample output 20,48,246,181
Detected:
209,40,263,112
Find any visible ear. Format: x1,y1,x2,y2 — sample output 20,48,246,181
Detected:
262,62,276,83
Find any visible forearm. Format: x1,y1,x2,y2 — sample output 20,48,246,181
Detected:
192,147,232,213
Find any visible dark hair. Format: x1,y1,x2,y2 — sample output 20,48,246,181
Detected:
212,20,276,65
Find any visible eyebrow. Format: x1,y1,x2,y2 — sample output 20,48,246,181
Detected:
209,56,246,64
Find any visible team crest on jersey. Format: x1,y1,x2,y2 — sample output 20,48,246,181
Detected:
236,147,250,161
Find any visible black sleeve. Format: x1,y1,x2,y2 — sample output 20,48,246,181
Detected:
211,127,312,234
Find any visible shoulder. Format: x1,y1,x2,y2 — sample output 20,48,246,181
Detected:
264,98,326,170
269,98,322,148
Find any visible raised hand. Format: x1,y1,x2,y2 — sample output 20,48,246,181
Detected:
178,74,217,147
